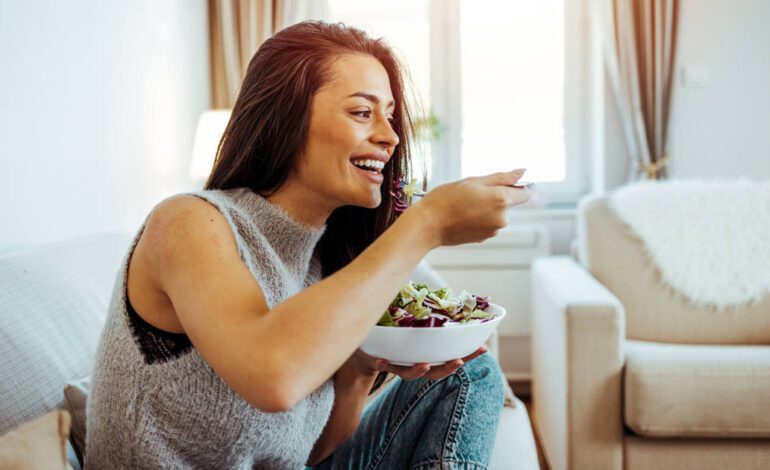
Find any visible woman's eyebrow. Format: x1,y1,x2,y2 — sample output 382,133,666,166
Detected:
348,92,395,109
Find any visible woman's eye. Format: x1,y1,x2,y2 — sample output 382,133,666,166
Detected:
351,110,394,125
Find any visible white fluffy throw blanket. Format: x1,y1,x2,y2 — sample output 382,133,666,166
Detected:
608,178,770,310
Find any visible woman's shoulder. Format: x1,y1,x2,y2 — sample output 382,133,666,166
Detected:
149,187,254,225
140,193,239,263
150,193,228,229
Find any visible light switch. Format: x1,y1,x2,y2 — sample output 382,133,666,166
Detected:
682,64,709,88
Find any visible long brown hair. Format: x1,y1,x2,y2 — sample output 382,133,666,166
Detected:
205,21,424,278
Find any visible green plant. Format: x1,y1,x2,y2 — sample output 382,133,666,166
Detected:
413,110,443,142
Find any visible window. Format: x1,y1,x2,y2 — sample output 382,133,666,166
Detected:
460,2,564,181
329,0,590,205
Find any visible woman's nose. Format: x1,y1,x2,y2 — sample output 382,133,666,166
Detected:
373,116,399,149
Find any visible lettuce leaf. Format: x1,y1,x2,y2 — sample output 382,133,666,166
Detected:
405,300,431,319
378,310,398,326
378,281,492,327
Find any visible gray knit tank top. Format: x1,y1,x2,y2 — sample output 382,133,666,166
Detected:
85,188,335,469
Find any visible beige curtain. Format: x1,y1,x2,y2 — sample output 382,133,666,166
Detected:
596,0,680,180
207,0,329,108
208,0,279,108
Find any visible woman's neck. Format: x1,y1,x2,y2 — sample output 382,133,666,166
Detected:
262,180,333,229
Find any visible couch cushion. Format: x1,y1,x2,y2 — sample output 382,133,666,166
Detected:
0,233,131,435
0,409,72,470
490,396,540,470
578,193,770,344
624,339,770,438
62,377,89,467
624,434,770,470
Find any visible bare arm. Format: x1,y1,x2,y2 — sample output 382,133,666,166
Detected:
140,171,526,412
141,194,437,411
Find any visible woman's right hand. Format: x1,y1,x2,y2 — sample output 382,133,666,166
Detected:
415,168,530,247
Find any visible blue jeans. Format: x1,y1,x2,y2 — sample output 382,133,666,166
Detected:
308,352,505,470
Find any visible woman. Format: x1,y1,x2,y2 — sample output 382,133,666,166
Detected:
86,21,529,469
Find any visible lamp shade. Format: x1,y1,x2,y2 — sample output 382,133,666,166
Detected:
190,110,231,180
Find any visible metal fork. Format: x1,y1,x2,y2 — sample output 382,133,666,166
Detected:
410,181,536,198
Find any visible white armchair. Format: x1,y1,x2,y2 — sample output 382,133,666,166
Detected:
531,193,770,470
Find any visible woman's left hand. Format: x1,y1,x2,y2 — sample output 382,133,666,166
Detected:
348,346,489,382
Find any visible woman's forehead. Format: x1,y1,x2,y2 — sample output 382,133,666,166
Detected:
324,54,395,104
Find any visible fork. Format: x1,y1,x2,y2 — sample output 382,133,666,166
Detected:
409,181,536,198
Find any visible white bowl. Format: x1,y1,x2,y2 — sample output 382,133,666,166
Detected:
360,303,506,366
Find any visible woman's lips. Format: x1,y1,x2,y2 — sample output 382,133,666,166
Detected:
351,162,384,183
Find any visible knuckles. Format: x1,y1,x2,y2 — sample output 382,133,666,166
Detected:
493,193,508,210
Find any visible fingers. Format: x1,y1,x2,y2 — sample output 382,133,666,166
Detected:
422,359,464,380
390,363,431,381
422,347,488,380
474,169,530,208
376,346,490,382
375,360,430,381
476,168,527,187
460,346,488,363
387,361,461,381
499,183,530,208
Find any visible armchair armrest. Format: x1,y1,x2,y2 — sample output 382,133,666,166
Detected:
531,256,626,470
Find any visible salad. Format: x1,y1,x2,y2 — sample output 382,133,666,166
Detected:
378,281,495,328
390,178,422,214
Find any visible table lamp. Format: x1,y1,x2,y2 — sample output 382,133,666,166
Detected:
190,110,231,181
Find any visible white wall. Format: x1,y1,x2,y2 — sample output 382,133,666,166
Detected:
0,0,210,248
667,0,770,179
601,0,770,188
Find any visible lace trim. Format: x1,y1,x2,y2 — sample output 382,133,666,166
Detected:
126,298,192,365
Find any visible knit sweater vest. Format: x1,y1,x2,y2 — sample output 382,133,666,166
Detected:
85,188,336,469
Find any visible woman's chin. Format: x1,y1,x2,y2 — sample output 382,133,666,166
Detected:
352,191,382,209
361,197,382,209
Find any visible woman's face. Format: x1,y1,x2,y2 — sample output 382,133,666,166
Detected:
294,53,400,211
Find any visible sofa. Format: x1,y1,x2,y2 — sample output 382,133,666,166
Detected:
530,192,770,470
0,232,540,469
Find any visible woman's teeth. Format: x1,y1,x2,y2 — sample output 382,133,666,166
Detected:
351,159,385,173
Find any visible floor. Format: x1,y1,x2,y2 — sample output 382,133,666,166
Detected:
510,381,550,470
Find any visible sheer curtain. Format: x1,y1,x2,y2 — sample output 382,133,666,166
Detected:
595,0,680,180
207,0,329,108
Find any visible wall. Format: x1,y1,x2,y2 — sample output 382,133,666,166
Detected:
0,0,210,249
667,0,770,179
601,0,770,187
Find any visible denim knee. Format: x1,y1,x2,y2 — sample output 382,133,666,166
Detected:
458,352,505,404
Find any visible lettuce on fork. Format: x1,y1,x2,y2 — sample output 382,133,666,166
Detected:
377,281,494,328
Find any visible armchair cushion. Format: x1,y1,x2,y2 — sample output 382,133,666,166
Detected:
625,339,770,438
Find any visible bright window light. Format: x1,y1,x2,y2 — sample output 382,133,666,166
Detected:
460,1,565,182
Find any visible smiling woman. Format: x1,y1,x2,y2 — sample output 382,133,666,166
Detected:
205,26,419,278
85,21,530,470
